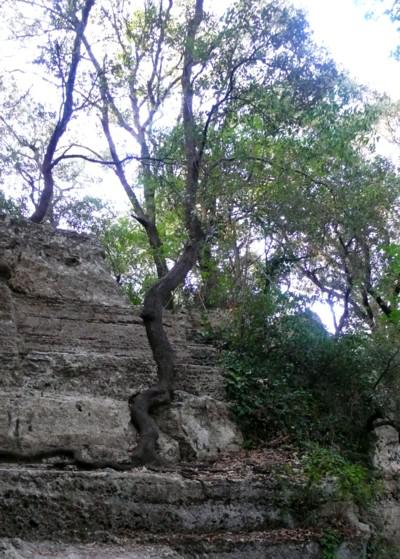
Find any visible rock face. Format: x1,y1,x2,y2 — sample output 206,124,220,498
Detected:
0,217,224,399
369,423,400,549
0,539,184,559
0,538,347,559
0,462,369,559
0,216,370,558
372,424,400,475
0,216,241,464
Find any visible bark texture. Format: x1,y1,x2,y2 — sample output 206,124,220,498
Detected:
30,0,95,223
130,238,203,463
129,0,205,464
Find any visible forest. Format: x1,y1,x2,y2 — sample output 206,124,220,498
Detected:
0,0,400,471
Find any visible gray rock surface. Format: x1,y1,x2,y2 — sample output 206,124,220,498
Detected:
0,216,225,400
372,424,400,475
335,542,368,559
0,217,369,558
0,216,241,464
369,423,400,547
0,539,183,559
0,393,136,463
0,537,366,559
0,389,242,464
0,467,291,539
156,391,242,460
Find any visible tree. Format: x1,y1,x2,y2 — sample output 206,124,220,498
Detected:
0,0,96,223
196,76,400,332
2,0,372,464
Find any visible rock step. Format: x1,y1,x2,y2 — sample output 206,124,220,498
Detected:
163,530,366,559
0,530,367,559
6,291,226,401
0,466,314,541
6,350,224,401
174,364,225,400
0,538,182,558
176,344,218,365
13,297,191,359
0,391,241,465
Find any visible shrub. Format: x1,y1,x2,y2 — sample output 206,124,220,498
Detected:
301,444,381,507
220,290,380,453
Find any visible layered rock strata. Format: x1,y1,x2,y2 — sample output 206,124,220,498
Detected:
0,216,371,558
0,216,241,464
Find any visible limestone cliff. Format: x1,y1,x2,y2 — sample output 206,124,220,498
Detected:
0,216,378,558
0,215,241,464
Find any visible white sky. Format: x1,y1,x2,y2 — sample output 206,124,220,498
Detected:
1,0,399,329
292,0,400,99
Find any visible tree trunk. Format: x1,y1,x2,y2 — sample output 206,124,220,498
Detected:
30,0,95,223
143,221,170,280
198,243,220,308
129,0,205,465
129,236,203,464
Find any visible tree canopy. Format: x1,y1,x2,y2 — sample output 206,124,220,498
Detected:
1,0,400,464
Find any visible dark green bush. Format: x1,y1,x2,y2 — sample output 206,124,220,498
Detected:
220,291,381,453
301,444,382,507
0,191,25,217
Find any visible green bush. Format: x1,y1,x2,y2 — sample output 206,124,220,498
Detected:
0,191,25,217
302,444,381,507
220,290,380,453
319,530,341,559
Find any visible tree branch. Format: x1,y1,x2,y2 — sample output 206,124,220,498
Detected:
30,0,95,223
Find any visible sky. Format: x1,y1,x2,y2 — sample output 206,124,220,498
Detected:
1,0,399,330
292,0,400,100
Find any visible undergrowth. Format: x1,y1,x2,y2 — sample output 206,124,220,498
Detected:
202,290,393,509
217,291,377,454
301,444,382,507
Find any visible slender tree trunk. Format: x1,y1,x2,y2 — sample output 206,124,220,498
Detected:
144,221,169,279
129,0,205,465
30,0,95,223
129,236,203,463
198,243,220,308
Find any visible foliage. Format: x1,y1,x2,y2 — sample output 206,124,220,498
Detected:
378,243,400,323
100,217,158,303
2,0,398,327
221,289,387,452
301,444,381,507
377,0,400,60
54,195,114,233
318,529,341,559
0,191,25,217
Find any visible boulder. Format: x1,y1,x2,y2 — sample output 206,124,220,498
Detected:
157,391,242,460
372,424,400,476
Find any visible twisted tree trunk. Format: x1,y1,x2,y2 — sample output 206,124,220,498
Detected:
128,0,205,465
128,235,203,464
